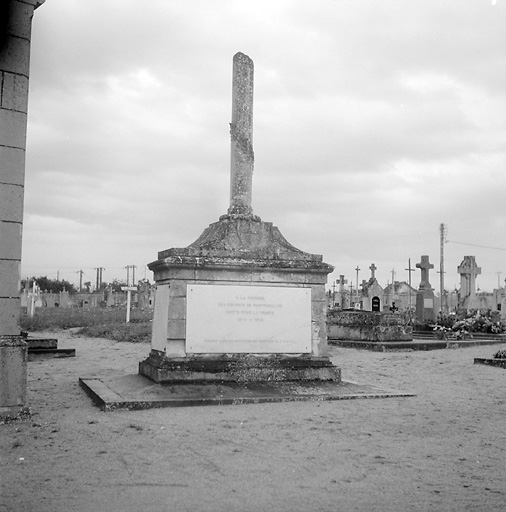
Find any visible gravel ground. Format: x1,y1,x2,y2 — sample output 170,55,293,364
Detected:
1,332,505,512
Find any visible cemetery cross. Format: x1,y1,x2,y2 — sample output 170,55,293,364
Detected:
416,255,434,290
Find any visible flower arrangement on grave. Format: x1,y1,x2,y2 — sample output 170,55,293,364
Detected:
493,349,506,359
431,310,506,340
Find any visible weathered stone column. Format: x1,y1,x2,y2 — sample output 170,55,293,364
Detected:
227,52,254,217
0,0,45,418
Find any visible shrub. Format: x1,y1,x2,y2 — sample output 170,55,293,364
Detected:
20,307,153,343
77,321,152,343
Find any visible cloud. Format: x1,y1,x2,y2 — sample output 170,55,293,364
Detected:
21,0,506,292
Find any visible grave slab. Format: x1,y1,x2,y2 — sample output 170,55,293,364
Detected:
28,348,76,361
79,374,415,412
331,338,506,351
474,358,506,369
23,335,76,360
327,310,412,342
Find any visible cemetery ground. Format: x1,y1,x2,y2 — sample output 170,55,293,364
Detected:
1,328,506,511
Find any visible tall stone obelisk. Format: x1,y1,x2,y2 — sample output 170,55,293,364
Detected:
228,52,254,217
0,0,46,418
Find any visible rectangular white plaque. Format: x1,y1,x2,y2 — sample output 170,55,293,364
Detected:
424,298,434,308
186,284,311,354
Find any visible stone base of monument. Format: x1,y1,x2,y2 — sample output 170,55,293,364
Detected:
327,310,413,342
139,352,340,383
143,214,341,387
79,374,414,412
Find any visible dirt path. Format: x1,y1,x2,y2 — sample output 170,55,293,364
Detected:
1,332,506,512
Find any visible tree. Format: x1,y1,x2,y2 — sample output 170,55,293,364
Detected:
21,276,77,294
110,279,128,293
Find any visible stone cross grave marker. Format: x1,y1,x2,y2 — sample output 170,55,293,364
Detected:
415,255,435,322
457,256,481,310
458,256,481,297
416,255,434,290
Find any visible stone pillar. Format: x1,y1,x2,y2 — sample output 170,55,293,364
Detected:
0,0,45,418
228,52,254,217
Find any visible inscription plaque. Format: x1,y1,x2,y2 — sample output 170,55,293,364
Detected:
424,298,434,308
186,284,311,353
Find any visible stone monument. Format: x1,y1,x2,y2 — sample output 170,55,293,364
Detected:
0,0,45,418
415,255,435,323
140,53,339,383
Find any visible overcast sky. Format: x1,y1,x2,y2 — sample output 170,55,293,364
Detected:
23,0,506,293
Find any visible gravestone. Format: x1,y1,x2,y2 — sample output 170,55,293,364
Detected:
105,284,115,307
372,296,381,312
457,256,481,310
336,275,348,308
415,255,435,323
140,53,339,383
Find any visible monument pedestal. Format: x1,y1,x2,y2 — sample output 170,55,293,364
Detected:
140,215,339,383
0,336,28,417
415,290,435,323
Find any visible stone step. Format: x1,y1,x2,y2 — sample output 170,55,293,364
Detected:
27,348,76,361
26,337,58,349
